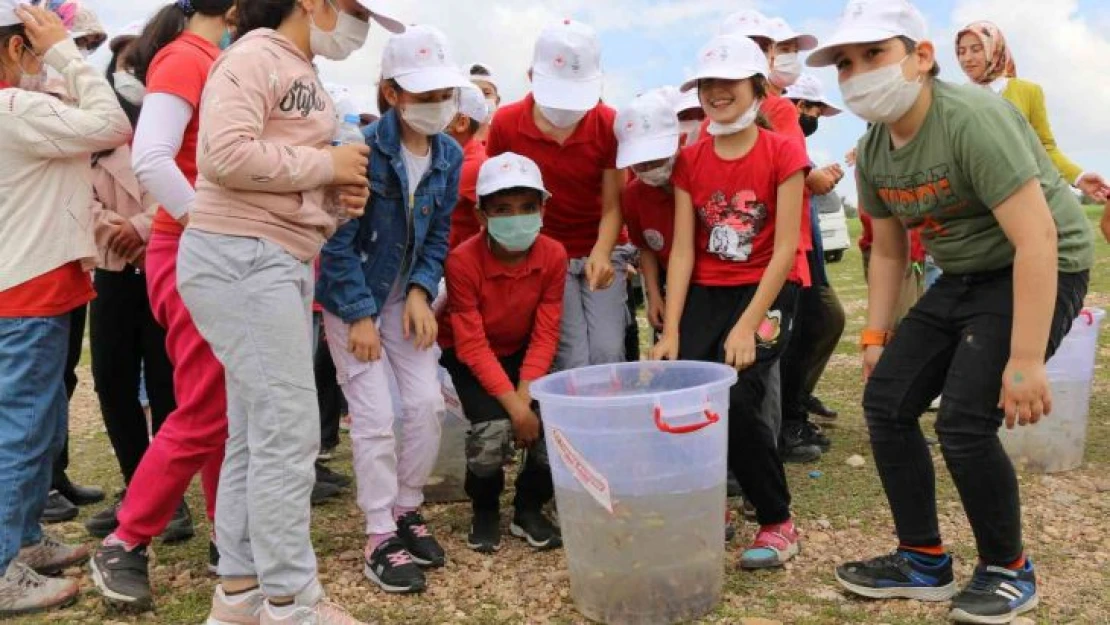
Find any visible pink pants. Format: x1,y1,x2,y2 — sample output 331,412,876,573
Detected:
115,231,226,545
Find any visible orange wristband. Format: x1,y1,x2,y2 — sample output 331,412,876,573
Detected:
860,328,893,350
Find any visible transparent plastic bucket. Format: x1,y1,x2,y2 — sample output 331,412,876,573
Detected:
1000,308,1105,473
531,361,737,625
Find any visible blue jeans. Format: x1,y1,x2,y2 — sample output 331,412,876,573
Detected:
0,314,70,569
923,256,943,291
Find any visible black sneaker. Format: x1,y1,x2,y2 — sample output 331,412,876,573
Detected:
726,469,742,499
85,491,124,538
804,394,838,420
160,500,195,544
836,550,958,602
781,423,822,463
364,537,426,594
41,491,78,524
949,560,1038,624
207,540,219,576
89,542,152,611
467,510,501,554
396,511,446,568
801,421,832,451
55,473,105,507
310,481,342,506
315,462,352,489
510,509,562,551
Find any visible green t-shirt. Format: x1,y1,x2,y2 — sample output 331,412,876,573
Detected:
857,79,1093,275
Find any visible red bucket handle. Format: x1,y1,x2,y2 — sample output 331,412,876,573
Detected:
654,405,720,434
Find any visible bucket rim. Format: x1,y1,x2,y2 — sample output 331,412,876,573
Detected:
530,361,739,407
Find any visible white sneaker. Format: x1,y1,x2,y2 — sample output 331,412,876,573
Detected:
0,561,79,617
205,584,265,625
260,599,367,625
929,396,941,411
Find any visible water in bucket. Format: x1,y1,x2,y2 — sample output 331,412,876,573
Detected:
531,361,737,625
1000,308,1105,473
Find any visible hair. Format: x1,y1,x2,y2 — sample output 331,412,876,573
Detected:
377,78,401,115
234,0,298,38
0,23,27,68
461,117,480,136
899,36,940,78
105,47,142,127
131,0,234,84
468,63,492,78
478,186,544,212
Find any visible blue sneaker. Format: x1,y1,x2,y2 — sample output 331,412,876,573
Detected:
949,560,1038,624
835,550,958,602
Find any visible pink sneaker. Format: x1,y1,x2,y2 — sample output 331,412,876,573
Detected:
740,520,800,570
204,584,264,625
260,599,367,624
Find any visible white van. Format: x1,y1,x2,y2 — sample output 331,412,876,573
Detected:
814,191,850,263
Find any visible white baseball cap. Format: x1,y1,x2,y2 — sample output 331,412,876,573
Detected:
531,19,603,111
468,62,499,90
807,0,928,67
381,25,470,93
354,0,405,34
783,74,842,116
718,10,776,42
680,34,770,93
0,0,24,28
477,152,552,202
458,84,490,124
615,90,681,169
767,17,818,51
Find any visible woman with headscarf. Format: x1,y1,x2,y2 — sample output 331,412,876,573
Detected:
957,21,1109,204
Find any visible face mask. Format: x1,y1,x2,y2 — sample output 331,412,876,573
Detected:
485,96,499,114
401,99,459,135
538,105,588,129
841,56,923,124
16,46,46,92
799,113,818,137
308,0,369,61
635,157,675,187
113,71,146,105
218,29,233,50
79,48,92,60
486,213,542,252
770,53,801,89
706,98,761,136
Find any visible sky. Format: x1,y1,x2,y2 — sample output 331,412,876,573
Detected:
87,0,1110,204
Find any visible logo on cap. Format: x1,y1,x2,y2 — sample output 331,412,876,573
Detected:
847,1,866,19
553,55,566,68
705,46,730,62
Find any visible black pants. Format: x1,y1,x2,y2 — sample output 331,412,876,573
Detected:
440,348,553,514
89,269,176,484
314,322,344,451
51,305,87,487
624,276,642,362
863,269,1088,565
679,282,800,525
781,284,846,426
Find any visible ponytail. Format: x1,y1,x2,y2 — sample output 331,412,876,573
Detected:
131,0,234,84
234,0,298,38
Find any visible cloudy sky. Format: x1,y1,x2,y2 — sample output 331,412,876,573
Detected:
88,0,1109,203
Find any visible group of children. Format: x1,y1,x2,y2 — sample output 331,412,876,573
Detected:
0,0,1105,623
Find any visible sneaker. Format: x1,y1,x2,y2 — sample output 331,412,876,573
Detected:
740,498,757,522
510,509,562,551
740,521,801,570
261,598,368,624
89,540,152,611
208,540,221,576
40,491,78,524
726,470,742,499
0,561,79,616
949,560,1038,624
54,473,105,506
205,584,264,625
311,481,342,506
17,534,89,575
928,396,941,412
804,394,838,420
467,510,501,554
801,421,832,451
835,550,958,602
161,500,196,544
315,462,352,489
725,510,736,543
781,424,823,464
85,490,124,538
317,445,336,462
396,511,446,567
363,537,426,594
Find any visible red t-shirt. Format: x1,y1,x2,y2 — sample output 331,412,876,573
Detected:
147,32,218,236
486,94,621,259
673,128,810,287
438,234,568,397
858,211,926,262
622,178,675,266
0,262,94,318
449,139,489,250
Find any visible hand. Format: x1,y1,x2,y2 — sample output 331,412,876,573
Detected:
1077,172,1110,204
998,358,1052,429
108,220,144,261
845,147,858,168
403,288,437,350
651,332,679,361
647,294,665,331
509,405,541,449
824,163,845,183
806,167,838,196
332,183,369,218
585,250,615,291
16,5,68,53
329,143,370,186
1101,201,1110,243
723,323,756,371
862,345,883,382
347,317,381,362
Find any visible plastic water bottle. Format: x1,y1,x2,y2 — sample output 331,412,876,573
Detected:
330,114,365,221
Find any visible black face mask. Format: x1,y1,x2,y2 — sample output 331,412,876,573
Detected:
799,114,819,137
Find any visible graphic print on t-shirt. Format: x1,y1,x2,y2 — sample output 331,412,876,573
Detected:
871,164,964,239
697,189,767,261
643,229,665,252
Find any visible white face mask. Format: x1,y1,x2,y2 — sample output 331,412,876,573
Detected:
401,99,459,135
308,0,369,61
635,156,675,187
79,48,92,60
841,56,923,124
485,96,499,114
538,105,588,129
770,52,801,89
706,98,761,136
16,46,46,92
113,71,146,105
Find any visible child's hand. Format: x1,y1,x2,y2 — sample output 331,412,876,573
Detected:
1100,200,1110,243
329,143,370,186
999,358,1052,429
806,167,838,196
862,345,883,382
509,405,541,449
724,324,756,371
403,288,437,350
16,5,68,53
647,294,666,331
585,251,615,291
333,183,369,218
348,317,381,362
845,147,858,167
651,332,679,361
108,220,145,261
1077,172,1109,204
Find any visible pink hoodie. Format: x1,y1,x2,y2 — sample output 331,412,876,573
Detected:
190,29,339,261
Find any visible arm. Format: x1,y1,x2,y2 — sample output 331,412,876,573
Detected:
131,93,196,220
653,186,695,359
640,249,665,330
409,156,459,299
319,219,378,323
446,256,516,398
520,246,569,383
866,216,910,333
584,168,626,290
1025,84,1083,184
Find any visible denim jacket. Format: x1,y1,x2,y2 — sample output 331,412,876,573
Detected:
317,110,462,323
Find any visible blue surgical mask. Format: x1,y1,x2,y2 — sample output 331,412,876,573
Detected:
486,213,542,252
218,29,233,50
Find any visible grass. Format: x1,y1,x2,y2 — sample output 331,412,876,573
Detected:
20,211,1110,624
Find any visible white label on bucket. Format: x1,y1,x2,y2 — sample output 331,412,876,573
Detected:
551,428,613,514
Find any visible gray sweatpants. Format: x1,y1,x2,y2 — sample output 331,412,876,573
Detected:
177,230,319,598
555,252,631,370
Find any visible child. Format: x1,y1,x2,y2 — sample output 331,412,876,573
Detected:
438,152,567,554
486,19,627,370
447,84,491,249
467,62,499,142
766,17,816,93
653,33,809,570
0,2,130,615
317,24,468,595
807,1,1094,622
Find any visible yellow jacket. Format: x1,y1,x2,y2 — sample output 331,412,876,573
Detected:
1001,77,1083,183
